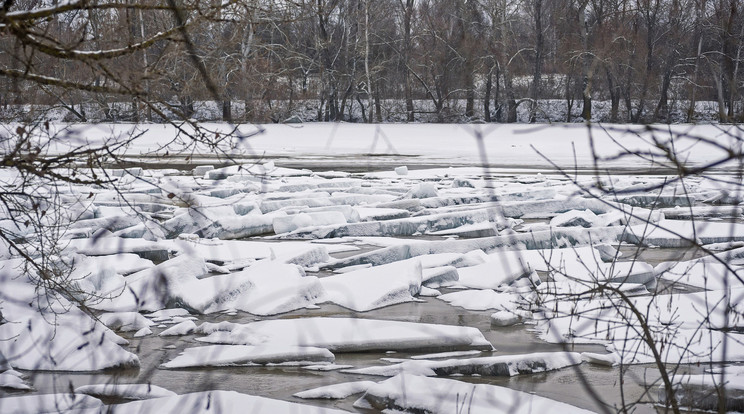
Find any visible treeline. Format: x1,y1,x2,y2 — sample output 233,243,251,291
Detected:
1,0,742,124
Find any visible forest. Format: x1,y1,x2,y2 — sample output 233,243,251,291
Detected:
0,0,742,124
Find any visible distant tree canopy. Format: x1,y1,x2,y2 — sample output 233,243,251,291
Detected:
0,0,742,123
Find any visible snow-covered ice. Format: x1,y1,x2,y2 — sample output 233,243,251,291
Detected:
293,381,376,399
354,373,594,413
161,345,334,368
74,383,176,400
195,317,493,352
344,351,581,377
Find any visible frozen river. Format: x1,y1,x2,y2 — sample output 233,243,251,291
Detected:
2,123,744,413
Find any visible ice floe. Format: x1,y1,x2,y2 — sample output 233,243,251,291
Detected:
344,351,581,377
74,383,176,400
195,317,493,352
294,381,376,399
161,344,334,368
353,373,594,413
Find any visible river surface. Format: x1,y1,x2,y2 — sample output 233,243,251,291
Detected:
2,158,736,414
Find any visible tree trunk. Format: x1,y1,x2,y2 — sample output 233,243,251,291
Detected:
529,0,544,123
607,69,620,123
222,100,232,121
579,0,592,122
484,67,492,122
401,0,414,122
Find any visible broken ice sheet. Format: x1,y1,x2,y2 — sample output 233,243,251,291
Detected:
0,278,139,372
534,288,744,364
655,259,744,290
318,259,422,311
195,317,493,352
74,383,176,400
107,390,348,414
176,261,323,315
293,381,376,399
353,373,594,413
161,344,334,368
437,289,522,312
344,351,581,377
0,393,104,413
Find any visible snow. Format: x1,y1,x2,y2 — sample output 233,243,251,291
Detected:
655,259,744,290
74,383,176,400
0,278,139,372
98,312,154,332
107,390,349,414
345,351,581,377
294,381,376,399
318,259,422,311
159,320,197,336
533,288,744,364
0,370,30,391
195,317,493,352
161,345,334,368
176,261,323,315
353,373,594,413
98,253,208,312
438,290,520,311
410,350,482,360
0,393,103,413
6,122,744,412
272,211,347,234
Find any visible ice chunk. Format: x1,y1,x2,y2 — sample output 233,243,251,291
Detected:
626,219,744,248
107,390,349,414
161,345,334,368
410,350,482,360
655,260,743,290
301,364,354,371
455,260,534,290
0,393,103,413
422,266,459,288
490,310,530,327
394,166,408,175
65,236,169,262
196,317,493,352
146,308,191,320
273,211,347,234
663,372,744,412
581,352,620,367
159,320,197,336
169,239,332,269
354,207,410,221
177,262,323,315
134,327,152,337
406,182,439,198
118,254,209,312
329,227,624,269
534,288,744,364
354,373,594,413
345,351,581,377
193,165,214,177
438,290,520,311
550,209,599,228
75,383,176,400
0,280,139,371
430,221,499,238
283,208,513,239
98,312,154,332
319,259,422,311
0,370,30,391
294,381,376,399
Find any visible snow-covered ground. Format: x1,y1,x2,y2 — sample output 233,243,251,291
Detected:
1,122,744,413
